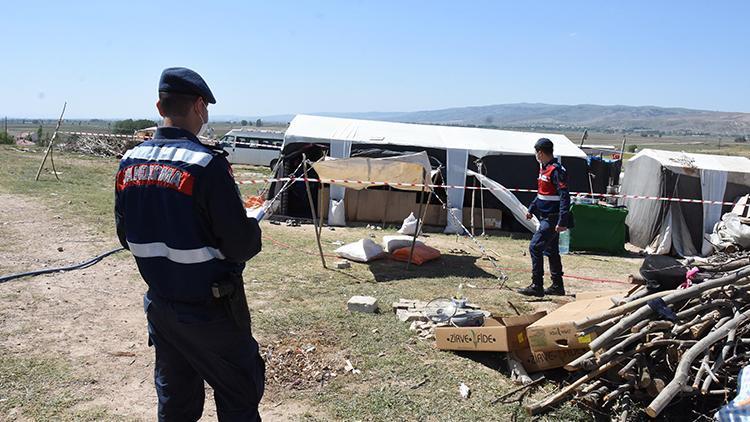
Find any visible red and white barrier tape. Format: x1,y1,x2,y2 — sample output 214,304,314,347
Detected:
60,131,134,138
236,176,740,206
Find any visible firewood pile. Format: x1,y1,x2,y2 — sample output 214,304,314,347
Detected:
59,133,139,157
526,252,750,419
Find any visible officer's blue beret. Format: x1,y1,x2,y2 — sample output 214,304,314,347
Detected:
534,138,554,152
158,67,216,104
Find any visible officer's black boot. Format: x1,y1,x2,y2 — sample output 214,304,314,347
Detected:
517,282,544,297
544,279,566,296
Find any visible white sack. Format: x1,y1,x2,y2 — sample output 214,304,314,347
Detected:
335,239,386,263
329,199,346,227
398,212,418,235
382,235,424,253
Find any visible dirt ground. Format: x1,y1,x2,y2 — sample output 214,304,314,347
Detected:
0,193,317,421
0,183,641,421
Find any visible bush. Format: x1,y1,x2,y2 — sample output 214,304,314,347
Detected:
0,132,14,145
626,144,638,153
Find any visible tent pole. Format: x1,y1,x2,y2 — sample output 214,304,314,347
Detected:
479,161,486,236
470,175,476,236
303,155,326,269
406,169,427,270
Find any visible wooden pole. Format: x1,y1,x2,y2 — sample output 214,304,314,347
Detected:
35,102,66,181
406,169,427,270
303,155,326,269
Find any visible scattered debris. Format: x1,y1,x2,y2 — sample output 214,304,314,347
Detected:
336,260,352,269
396,309,427,323
459,382,471,399
411,378,428,389
344,359,361,374
262,338,340,390
347,296,378,313
285,219,300,227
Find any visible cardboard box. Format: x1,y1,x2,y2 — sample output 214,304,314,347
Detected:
512,346,588,373
526,296,614,353
575,287,633,302
317,186,505,228
435,311,546,352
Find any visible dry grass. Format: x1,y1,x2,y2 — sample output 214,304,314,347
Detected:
0,145,644,421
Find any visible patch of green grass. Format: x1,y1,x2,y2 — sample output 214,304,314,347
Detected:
0,146,119,238
0,355,116,420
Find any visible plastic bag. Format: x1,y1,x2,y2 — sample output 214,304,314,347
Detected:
335,239,385,263
391,244,441,265
382,235,424,253
397,212,418,235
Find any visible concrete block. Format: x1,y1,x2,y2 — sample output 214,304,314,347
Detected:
396,309,427,322
347,296,378,313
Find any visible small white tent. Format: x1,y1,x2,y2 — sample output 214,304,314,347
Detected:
282,114,586,232
622,149,750,257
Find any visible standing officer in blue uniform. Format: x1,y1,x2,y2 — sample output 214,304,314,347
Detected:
517,138,573,297
115,67,265,421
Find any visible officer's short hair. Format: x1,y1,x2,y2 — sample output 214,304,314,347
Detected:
159,91,200,118
534,138,554,154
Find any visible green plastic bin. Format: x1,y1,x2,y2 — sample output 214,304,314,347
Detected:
569,204,628,254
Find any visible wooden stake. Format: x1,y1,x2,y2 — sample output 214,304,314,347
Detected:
35,102,66,181
406,169,427,270
303,155,326,269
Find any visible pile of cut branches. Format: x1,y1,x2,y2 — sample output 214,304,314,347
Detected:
527,256,750,419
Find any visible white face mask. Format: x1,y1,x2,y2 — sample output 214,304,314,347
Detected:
196,101,209,137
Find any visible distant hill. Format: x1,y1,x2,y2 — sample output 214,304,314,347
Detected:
241,103,750,135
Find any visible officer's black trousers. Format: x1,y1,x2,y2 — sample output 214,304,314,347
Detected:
144,292,265,422
529,217,564,286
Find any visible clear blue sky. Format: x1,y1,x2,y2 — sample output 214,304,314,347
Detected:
2,1,749,119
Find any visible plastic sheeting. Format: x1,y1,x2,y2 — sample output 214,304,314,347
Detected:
444,149,468,234
701,169,728,255
709,213,750,250
328,140,352,226
467,170,539,233
645,203,699,257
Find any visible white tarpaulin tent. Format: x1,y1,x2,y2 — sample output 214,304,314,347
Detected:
284,114,585,231
622,149,750,257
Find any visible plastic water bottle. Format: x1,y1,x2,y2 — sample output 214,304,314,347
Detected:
559,230,570,254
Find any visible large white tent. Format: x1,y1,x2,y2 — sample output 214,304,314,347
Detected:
622,149,750,257
281,114,586,232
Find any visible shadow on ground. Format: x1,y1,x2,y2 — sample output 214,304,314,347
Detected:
367,254,497,282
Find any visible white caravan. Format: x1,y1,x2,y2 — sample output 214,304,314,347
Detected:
218,129,283,168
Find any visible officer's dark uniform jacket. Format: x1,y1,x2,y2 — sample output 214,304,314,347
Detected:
527,158,572,228
115,127,261,303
